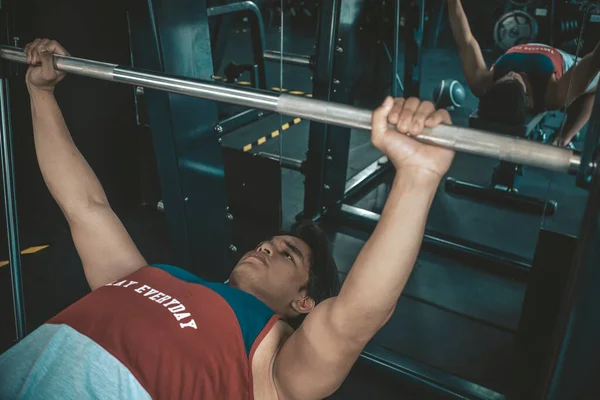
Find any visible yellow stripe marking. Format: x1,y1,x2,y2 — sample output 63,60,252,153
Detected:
0,245,51,268
306,94,313,97
238,81,252,86
241,117,306,152
22,245,49,255
289,91,304,95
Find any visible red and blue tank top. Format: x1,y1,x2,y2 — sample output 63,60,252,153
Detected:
0,264,281,399
492,44,565,111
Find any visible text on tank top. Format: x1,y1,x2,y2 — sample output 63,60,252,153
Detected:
48,264,282,400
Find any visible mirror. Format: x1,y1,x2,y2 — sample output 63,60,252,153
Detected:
538,5,598,239
284,0,599,395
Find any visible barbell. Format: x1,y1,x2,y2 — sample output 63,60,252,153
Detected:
0,45,583,175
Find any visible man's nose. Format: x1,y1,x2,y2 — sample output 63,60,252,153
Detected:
258,242,274,255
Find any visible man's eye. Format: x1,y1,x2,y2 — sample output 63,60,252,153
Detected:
283,252,293,260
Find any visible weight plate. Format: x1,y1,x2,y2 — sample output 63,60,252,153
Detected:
494,11,539,51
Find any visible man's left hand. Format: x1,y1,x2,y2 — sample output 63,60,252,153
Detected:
371,97,455,179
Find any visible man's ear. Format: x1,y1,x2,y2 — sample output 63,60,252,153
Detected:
291,293,315,315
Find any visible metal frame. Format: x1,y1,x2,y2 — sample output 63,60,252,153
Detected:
263,50,314,68
337,204,531,281
302,0,348,219
208,1,270,136
404,0,425,97
513,229,578,399
539,83,600,400
0,2,25,343
207,0,267,90
127,0,232,282
359,345,504,399
343,156,392,204
392,0,401,97
445,111,559,216
1,70,25,342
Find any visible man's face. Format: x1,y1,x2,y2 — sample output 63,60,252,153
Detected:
228,235,313,317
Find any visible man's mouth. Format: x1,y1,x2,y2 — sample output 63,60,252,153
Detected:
245,252,267,265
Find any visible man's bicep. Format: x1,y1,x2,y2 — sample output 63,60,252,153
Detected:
273,298,364,400
68,205,147,290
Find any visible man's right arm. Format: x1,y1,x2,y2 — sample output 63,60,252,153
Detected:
447,0,493,97
27,39,146,290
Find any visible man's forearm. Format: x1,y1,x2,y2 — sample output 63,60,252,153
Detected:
30,89,108,216
447,0,474,49
334,169,440,341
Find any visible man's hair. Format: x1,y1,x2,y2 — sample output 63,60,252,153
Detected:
281,220,340,328
478,78,528,126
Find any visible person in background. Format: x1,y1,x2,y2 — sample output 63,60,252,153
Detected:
448,0,599,147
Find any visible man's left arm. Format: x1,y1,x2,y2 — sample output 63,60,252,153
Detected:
272,98,453,400
546,42,600,109
273,172,440,399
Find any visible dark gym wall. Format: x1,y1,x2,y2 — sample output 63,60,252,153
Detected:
8,0,141,243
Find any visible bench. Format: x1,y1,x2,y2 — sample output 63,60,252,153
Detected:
445,110,558,216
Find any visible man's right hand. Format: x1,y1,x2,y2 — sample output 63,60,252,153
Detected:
24,38,69,93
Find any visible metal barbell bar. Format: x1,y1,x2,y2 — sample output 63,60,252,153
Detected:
0,45,581,174
263,50,313,68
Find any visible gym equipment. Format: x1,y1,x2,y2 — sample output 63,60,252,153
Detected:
433,79,466,110
207,1,267,90
223,61,260,86
494,10,539,51
404,0,425,97
559,19,580,38
0,3,25,342
510,0,538,6
206,1,270,133
513,229,578,399
1,71,25,341
263,50,314,68
446,111,558,215
0,46,581,175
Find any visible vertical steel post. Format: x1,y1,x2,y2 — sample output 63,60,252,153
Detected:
392,0,401,97
404,0,424,97
0,76,26,341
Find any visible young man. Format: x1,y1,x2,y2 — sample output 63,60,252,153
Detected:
448,0,599,146
0,39,454,399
